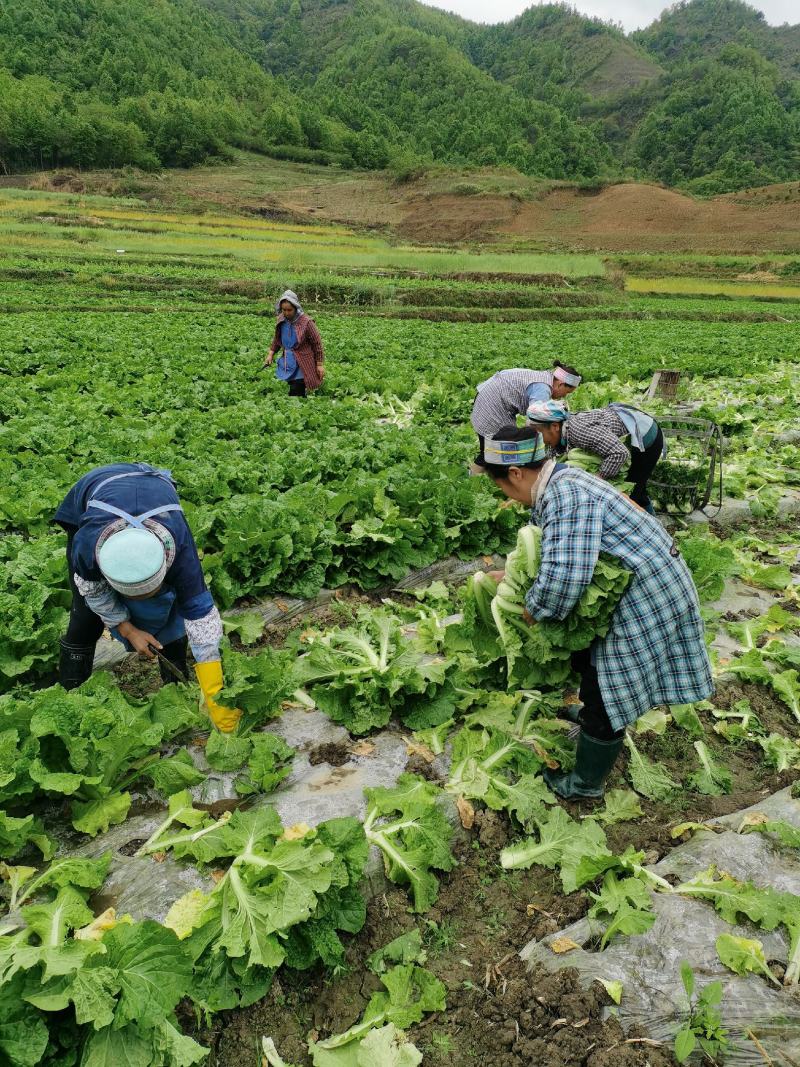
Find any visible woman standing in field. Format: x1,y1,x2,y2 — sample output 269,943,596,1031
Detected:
470,363,581,465
526,400,664,513
482,426,711,800
55,462,242,733
264,289,325,397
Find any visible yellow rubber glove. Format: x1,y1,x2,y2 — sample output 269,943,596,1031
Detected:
195,660,242,733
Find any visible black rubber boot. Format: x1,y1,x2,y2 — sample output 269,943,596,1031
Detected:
557,702,583,724
158,637,188,685
58,638,95,691
544,731,624,800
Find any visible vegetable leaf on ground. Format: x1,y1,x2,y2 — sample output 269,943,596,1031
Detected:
624,734,679,801
364,774,455,912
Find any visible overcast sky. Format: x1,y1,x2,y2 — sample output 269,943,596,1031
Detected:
422,0,797,31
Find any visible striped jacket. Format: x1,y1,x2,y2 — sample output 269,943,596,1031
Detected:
271,313,325,392
471,369,554,436
525,467,712,731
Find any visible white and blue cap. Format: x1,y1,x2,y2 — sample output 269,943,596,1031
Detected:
96,519,174,597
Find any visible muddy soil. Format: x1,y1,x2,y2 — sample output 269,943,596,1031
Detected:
206,826,677,1067
198,665,800,1067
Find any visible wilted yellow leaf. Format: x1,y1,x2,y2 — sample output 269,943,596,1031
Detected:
531,740,560,769
600,979,623,1004
404,739,435,763
456,796,475,829
671,821,717,838
550,937,580,954
75,908,117,941
351,740,376,757
738,812,769,831
281,822,312,842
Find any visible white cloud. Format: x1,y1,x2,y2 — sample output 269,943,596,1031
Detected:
422,0,798,32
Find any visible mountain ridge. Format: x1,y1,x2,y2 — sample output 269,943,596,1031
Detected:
0,0,798,192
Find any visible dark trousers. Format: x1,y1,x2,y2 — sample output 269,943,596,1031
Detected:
63,534,188,684
288,378,306,397
628,426,663,509
476,433,485,464
65,533,104,647
572,647,624,741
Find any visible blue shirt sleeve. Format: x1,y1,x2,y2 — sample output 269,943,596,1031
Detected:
525,383,552,404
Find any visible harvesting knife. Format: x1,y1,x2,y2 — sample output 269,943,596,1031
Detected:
148,643,188,683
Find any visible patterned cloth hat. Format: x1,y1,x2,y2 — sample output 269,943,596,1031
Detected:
96,519,176,597
553,366,581,387
482,433,547,466
526,399,569,424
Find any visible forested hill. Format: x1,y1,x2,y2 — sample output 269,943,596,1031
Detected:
0,0,798,194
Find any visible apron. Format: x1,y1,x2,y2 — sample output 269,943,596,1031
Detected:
276,320,302,381
86,466,187,649
608,404,666,457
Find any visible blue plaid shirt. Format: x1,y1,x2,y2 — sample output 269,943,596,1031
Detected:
526,467,712,730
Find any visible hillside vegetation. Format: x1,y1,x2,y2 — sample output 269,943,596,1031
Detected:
0,0,798,193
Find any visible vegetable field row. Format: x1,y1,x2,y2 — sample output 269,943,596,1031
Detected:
3,188,800,1066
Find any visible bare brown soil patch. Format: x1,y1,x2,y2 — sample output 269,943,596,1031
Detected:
398,193,522,242
5,157,800,253
507,181,800,253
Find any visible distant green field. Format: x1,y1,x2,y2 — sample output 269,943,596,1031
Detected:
0,190,605,278
627,275,800,300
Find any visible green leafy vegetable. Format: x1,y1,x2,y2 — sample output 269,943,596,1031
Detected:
217,642,297,729
0,675,199,836
446,723,554,831
295,611,452,735
588,870,656,948
670,702,706,739
740,816,800,850
500,807,611,892
624,734,679,801
488,525,631,687
143,750,206,798
676,867,800,984
363,775,455,912
676,531,737,603
687,741,732,796
222,611,266,646
758,732,800,772
234,733,295,796
366,930,426,974
310,963,444,1056
590,789,643,827
715,933,780,985
0,811,54,862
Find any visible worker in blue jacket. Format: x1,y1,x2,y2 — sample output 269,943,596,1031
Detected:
54,462,241,732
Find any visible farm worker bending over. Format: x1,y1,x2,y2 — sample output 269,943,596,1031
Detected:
470,362,581,467
264,289,325,398
54,462,242,733
527,400,663,514
482,426,712,801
